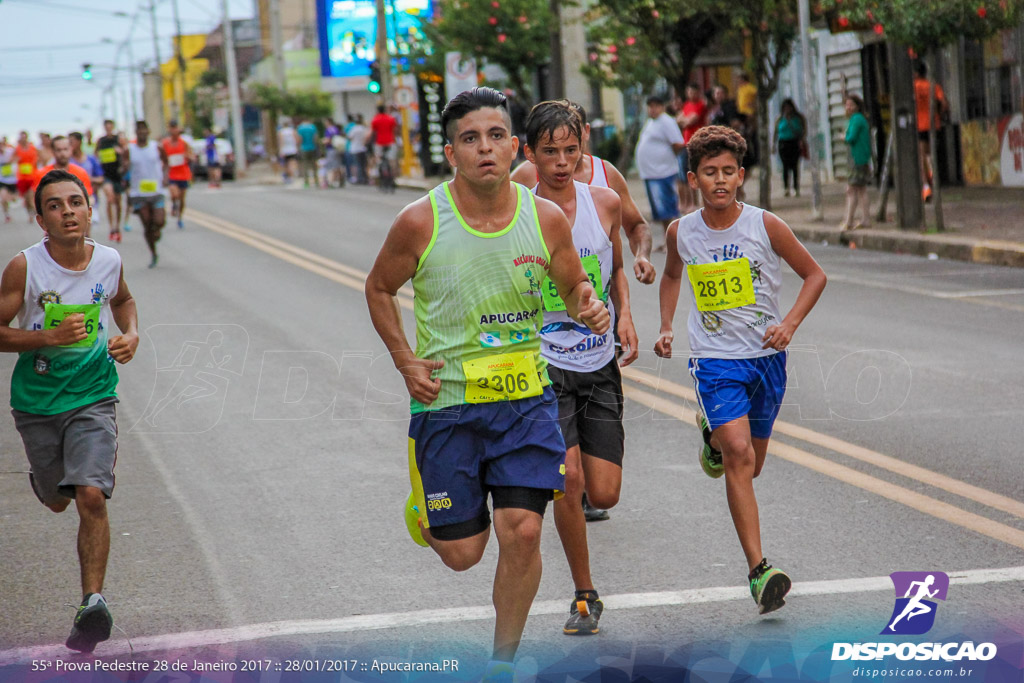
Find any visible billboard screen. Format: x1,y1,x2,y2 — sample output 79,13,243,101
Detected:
316,0,433,79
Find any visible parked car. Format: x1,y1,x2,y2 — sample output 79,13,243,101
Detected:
187,135,235,179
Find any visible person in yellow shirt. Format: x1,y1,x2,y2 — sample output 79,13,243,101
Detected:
736,73,758,120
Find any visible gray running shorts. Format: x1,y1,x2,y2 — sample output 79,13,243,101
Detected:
13,397,119,505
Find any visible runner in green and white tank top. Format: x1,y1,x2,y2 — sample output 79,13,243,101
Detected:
412,181,552,413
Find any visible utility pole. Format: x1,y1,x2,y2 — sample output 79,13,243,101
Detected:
269,0,286,88
798,0,823,220
171,0,188,125
222,0,248,175
887,41,923,229
547,0,564,100
148,0,166,135
375,0,393,104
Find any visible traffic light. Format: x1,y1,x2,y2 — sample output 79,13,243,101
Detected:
81,63,93,80
367,61,381,94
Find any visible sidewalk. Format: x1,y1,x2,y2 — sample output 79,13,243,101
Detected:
239,160,1024,268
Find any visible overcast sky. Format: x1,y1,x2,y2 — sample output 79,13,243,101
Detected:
0,0,256,141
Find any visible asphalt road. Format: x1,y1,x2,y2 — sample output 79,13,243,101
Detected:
1,181,1021,681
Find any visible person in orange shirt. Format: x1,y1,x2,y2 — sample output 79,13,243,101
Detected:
32,136,95,234
14,131,39,220
914,62,947,203
161,120,193,229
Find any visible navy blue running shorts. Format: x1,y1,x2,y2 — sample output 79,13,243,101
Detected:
408,387,566,539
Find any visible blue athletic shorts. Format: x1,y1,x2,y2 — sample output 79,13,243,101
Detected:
408,387,566,536
688,353,787,439
644,175,680,222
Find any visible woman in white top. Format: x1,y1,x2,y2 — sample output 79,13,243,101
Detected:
277,118,299,182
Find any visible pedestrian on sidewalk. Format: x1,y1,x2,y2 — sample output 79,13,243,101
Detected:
773,99,806,198
675,84,708,215
841,94,872,231
635,94,686,251
914,62,947,203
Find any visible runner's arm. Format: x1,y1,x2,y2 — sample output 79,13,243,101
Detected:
107,265,139,363
654,220,683,358
762,212,827,351
536,198,609,335
0,254,86,351
365,199,443,404
605,162,655,283
596,188,638,366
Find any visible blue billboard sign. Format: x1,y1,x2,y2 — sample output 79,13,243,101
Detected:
316,0,433,79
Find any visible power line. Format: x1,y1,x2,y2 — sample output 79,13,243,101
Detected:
0,38,152,54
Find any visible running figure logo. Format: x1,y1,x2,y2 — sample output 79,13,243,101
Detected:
881,571,949,635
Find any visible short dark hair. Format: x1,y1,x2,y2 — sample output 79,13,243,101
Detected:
51,135,68,147
103,119,114,126
440,87,509,143
34,169,90,214
136,120,149,129
377,104,386,114
566,100,588,127
646,94,666,106
69,131,83,142
168,119,180,128
525,100,583,149
915,62,927,78
687,125,747,173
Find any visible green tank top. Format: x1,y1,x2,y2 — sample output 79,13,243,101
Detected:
411,181,552,413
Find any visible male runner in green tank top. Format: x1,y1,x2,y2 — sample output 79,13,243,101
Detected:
366,87,609,681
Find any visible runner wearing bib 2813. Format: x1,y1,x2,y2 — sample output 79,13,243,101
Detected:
656,125,826,617
365,88,609,681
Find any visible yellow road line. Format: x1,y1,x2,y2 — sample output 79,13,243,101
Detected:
623,384,1024,551
622,365,1024,521
188,208,1024,548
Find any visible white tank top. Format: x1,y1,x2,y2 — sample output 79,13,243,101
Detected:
588,154,609,188
537,181,616,372
18,238,121,334
128,142,164,197
278,127,298,156
676,204,784,359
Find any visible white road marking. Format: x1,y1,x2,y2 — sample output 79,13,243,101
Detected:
2,566,1021,666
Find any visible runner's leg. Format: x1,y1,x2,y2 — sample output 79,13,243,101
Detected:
492,507,544,661
75,486,110,595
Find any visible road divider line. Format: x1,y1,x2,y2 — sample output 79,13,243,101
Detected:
623,384,1024,551
2,565,1021,666
823,273,1024,313
189,210,414,301
622,366,1024,521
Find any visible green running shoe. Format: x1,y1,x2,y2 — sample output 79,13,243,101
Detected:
66,593,113,653
749,558,792,615
696,411,724,478
563,593,604,635
404,492,429,547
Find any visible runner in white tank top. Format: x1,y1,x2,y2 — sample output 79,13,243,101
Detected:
656,125,826,617
510,101,657,285
524,100,639,637
125,120,167,268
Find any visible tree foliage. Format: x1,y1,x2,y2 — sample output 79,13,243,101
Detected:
822,0,1023,52
422,0,554,103
582,0,729,97
248,83,333,120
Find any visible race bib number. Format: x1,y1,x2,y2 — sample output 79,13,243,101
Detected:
0,164,12,177
168,153,186,167
44,303,101,348
463,351,543,403
19,163,34,176
98,148,117,164
542,254,604,312
139,179,159,193
687,258,755,311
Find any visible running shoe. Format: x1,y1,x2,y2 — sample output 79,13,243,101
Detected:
581,493,609,522
65,593,113,653
148,255,158,269
695,410,724,478
404,492,429,547
922,185,933,203
749,558,791,615
563,593,603,635
177,218,184,229
108,231,121,243
123,223,132,232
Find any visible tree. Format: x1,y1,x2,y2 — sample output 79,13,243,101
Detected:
422,0,554,103
729,0,801,209
248,83,333,121
823,0,1023,228
186,70,227,137
582,0,728,98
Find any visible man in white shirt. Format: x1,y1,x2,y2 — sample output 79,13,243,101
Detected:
634,95,686,250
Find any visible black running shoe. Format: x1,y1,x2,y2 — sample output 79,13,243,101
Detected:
563,594,604,635
66,593,113,653
582,493,610,522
